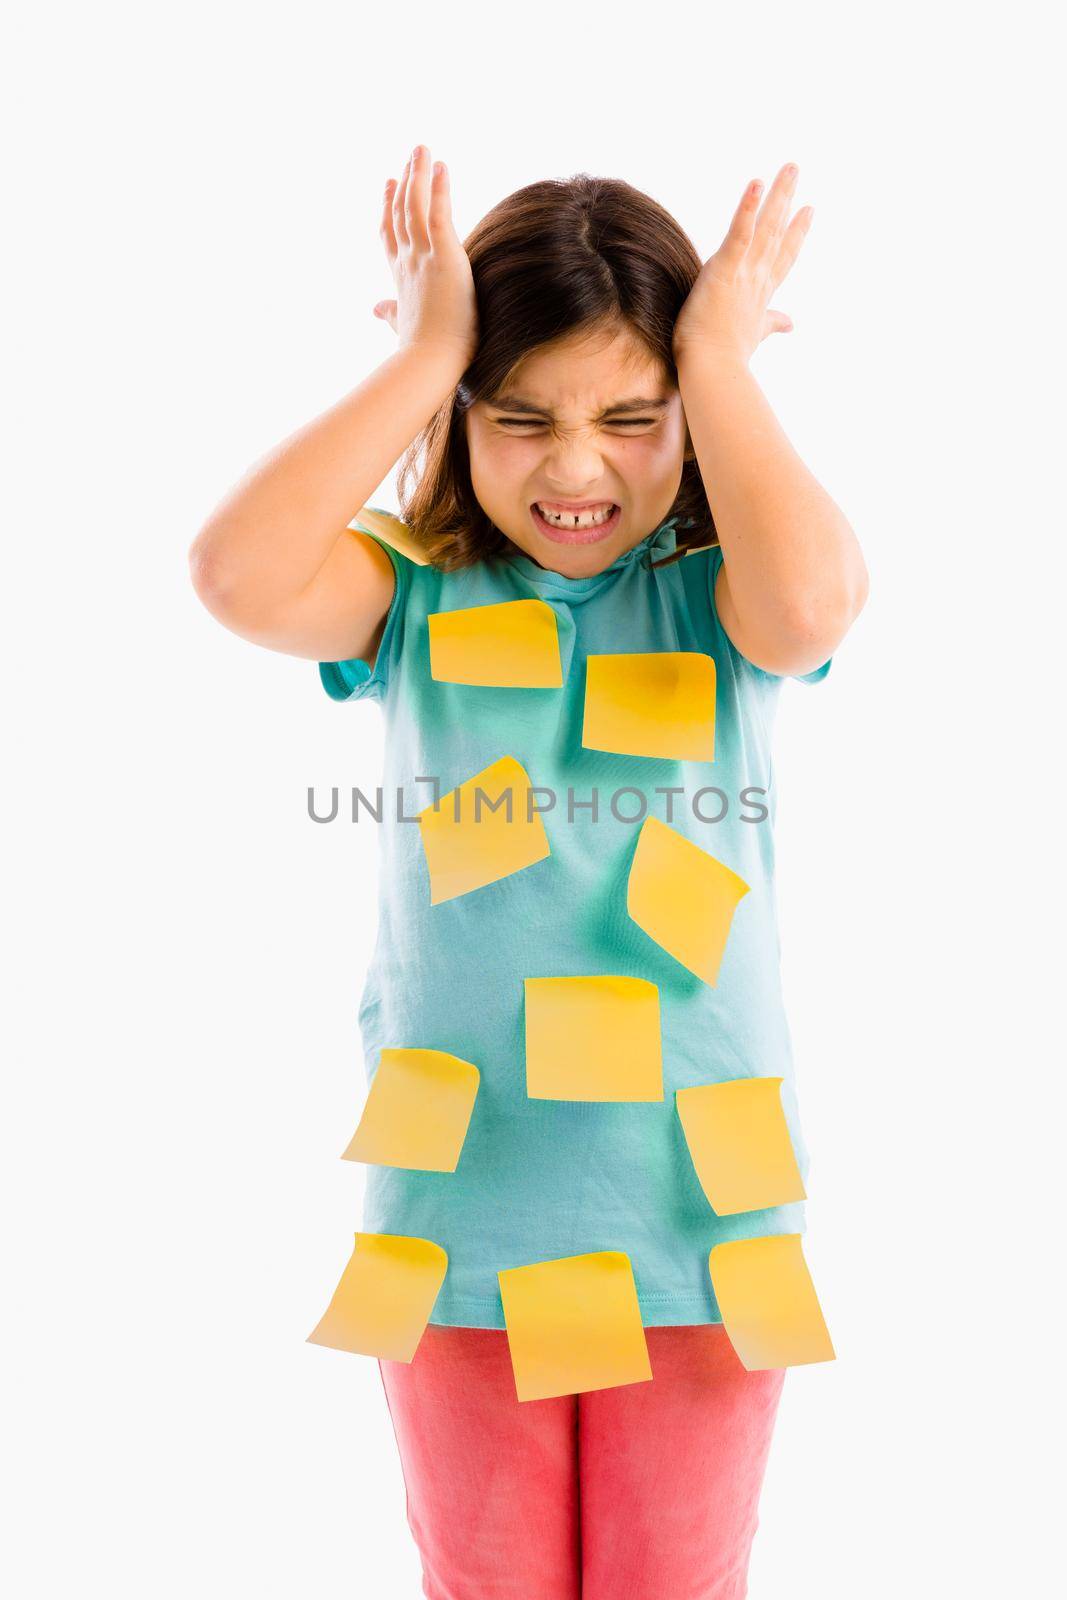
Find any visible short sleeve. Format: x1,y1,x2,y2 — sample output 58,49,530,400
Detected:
706,543,832,685
318,526,414,704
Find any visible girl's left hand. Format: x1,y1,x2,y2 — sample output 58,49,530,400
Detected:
672,163,814,367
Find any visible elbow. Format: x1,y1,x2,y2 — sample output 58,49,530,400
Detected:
751,563,869,677
187,526,297,646
188,535,225,617
188,526,246,622
846,551,871,623
188,532,216,605
791,551,869,650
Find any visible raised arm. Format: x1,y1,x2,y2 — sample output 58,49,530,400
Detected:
188,145,477,664
673,162,869,676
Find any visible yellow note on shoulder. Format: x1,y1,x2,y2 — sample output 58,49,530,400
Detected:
307,1231,448,1362
627,814,749,986
418,755,551,904
428,598,563,687
498,1249,653,1400
708,1233,835,1371
341,1047,480,1172
676,1077,806,1215
583,651,716,762
524,974,663,1101
349,505,430,566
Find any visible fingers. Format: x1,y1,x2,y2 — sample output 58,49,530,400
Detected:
719,163,806,274
393,155,412,247
385,146,449,255
380,177,398,257
717,178,763,266
751,163,799,266
770,206,814,289
427,159,453,240
405,145,431,249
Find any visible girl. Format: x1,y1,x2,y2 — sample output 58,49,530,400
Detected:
190,147,867,1598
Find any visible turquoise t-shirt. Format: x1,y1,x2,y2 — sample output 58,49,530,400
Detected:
319,510,830,1329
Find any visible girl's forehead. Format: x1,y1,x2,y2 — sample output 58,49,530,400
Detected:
488,349,674,416
491,325,671,411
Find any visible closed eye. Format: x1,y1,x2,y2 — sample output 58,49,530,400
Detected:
493,418,659,429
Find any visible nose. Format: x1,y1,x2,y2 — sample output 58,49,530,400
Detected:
541,430,607,494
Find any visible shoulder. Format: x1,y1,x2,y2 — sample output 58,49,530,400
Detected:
318,507,439,705
350,506,432,572
345,504,449,619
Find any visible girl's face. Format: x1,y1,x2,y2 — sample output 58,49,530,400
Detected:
466,321,693,576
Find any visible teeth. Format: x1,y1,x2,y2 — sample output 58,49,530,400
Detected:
535,503,616,529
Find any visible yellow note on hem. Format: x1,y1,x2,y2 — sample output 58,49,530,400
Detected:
498,1250,653,1400
708,1233,834,1371
307,1231,448,1362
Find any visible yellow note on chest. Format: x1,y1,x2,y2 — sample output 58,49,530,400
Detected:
627,814,749,987
583,651,716,762
418,755,552,904
428,598,563,687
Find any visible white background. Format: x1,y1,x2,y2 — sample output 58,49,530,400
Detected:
5,3,1064,1595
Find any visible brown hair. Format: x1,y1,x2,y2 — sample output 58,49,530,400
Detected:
396,173,718,572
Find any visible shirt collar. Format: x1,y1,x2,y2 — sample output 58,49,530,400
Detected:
501,515,683,589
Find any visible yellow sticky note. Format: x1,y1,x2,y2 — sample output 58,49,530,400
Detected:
498,1250,653,1400
307,1231,448,1362
708,1234,835,1371
418,755,551,905
524,974,663,1101
676,1078,806,1215
349,505,430,566
428,599,563,687
341,1048,480,1172
627,814,749,986
583,651,716,762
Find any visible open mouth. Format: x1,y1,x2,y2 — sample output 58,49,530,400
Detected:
530,501,622,544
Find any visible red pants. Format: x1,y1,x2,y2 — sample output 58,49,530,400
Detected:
378,1323,786,1599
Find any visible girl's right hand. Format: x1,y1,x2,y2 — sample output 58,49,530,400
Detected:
373,146,479,368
